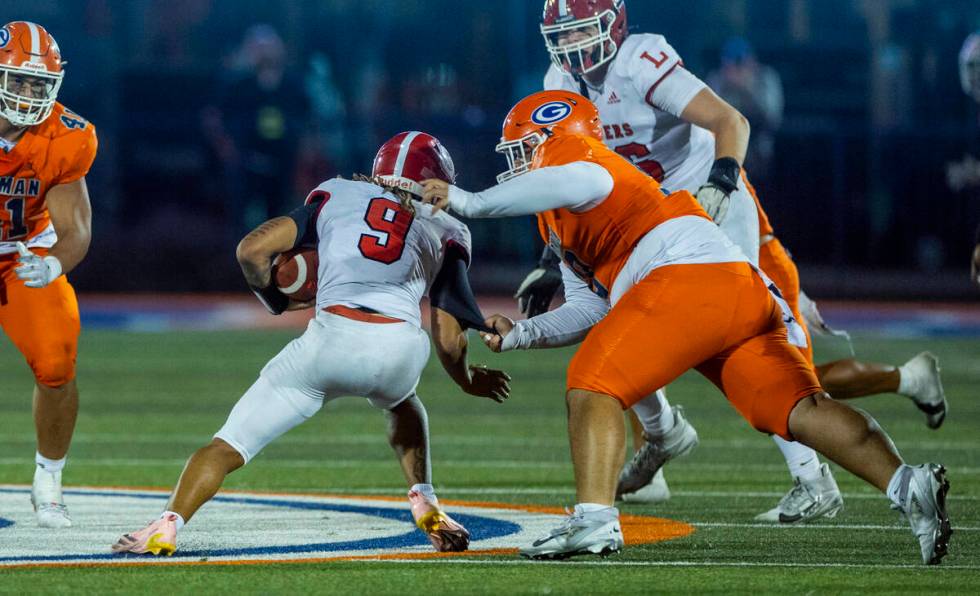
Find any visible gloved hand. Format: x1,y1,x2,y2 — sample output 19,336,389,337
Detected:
514,248,562,317
15,242,62,288
695,183,731,223
696,157,741,225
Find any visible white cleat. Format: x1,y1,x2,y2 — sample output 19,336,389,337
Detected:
31,467,72,528
520,505,623,560
892,463,952,565
900,352,947,430
616,406,698,499
620,468,671,503
755,463,844,524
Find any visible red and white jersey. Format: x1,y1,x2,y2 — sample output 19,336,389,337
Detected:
544,33,714,194
308,177,471,328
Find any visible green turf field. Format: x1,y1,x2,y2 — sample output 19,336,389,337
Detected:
1,328,978,593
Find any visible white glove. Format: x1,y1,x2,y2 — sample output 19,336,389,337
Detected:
15,242,62,288
694,183,731,224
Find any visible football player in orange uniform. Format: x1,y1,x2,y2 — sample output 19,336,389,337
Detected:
0,22,97,528
421,91,951,564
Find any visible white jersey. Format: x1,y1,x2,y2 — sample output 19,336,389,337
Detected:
310,177,472,328
544,33,714,194
543,33,760,263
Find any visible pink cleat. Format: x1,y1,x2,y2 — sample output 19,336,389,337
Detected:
408,490,470,552
111,513,179,556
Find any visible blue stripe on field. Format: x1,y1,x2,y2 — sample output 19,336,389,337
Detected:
0,488,520,563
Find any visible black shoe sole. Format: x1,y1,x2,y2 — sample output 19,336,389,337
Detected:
927,464,952,565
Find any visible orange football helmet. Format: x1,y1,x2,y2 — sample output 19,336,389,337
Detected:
495,90,603,183
0,21,65,127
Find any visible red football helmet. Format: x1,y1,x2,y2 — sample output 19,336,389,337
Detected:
495,90,602,183
0,21,65,126
961,32,980,103
372,131,456,196
541,0,628,76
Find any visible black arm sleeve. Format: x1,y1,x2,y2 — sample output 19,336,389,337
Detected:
430,243,492,333
249,283,289,315
287,201,321,249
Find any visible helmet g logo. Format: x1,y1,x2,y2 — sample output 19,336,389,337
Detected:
0,28,10,48
531,101,573,125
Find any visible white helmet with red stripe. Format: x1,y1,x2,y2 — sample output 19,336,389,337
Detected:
372,131,456,197
0,21,65,127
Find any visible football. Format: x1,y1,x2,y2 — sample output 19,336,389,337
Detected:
272,247,318,302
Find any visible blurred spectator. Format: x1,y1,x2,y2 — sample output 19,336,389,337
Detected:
958,33,980,287
201,24,311,239
707,38,784,181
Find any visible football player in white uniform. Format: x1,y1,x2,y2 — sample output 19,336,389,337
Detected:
112,132,510,556
518,0,944,521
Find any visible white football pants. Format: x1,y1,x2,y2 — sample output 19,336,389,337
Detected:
215,310,430,463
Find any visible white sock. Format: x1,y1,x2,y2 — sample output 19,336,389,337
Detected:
886,465,912,507
632,389,674,441
897,363,915,396
772,436,822,482
410,483,437,503
162,510,186,531
35,452,66,473
575,502,612,514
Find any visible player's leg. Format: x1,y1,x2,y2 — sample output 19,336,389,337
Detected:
0,270,81,528
757,238,842,521
816,354,947,428
704,320,951,564
618,390,697,501
522,263,764,560
386,394,431,486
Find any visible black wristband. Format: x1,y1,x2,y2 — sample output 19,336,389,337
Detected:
538,245,561,270
707,157,741,194
249,283,289,315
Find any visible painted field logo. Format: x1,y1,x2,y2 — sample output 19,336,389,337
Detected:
0,485,693,568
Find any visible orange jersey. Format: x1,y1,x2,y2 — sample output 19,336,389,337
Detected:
532,134,707,297
0,102,97,252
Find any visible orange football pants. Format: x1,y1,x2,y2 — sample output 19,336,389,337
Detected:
758,237,814,365
0,252,80,387
567,262,821,440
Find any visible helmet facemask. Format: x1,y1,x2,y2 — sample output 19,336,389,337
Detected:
495,132,547,184
541,10,618,76
0,66,63,127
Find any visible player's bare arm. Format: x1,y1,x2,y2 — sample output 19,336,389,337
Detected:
680,88,750,164
431,307,510,402
45,179,92,274
681,89,750,223
236,216,312,313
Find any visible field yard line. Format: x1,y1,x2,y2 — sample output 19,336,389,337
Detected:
693,522,979,532
3,433,979,451
352,558,980,571
4,457,980,475
272,486,980,502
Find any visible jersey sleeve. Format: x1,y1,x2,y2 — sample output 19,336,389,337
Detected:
501,262,609,350
625,34,707,118
49,125,98,186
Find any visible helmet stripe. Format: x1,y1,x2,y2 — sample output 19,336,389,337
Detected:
25,22,41,61
559,0,569,17
392,131,421,177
